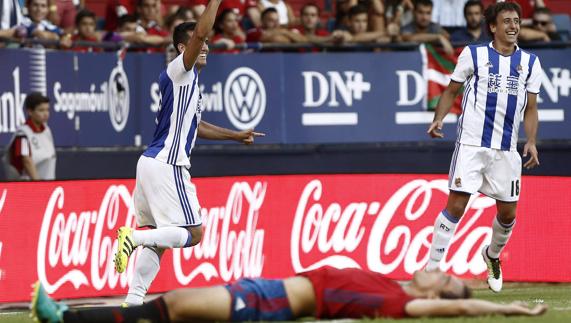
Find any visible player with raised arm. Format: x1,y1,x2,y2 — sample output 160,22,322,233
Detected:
32,266,547,322
425,2,542,293
112,0,265,307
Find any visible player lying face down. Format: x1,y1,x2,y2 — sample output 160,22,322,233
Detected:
33,266,546,322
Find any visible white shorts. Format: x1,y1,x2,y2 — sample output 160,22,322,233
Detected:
448,143,522,202
133,156,202,228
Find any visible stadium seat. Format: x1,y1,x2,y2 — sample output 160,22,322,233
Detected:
552,13,571,41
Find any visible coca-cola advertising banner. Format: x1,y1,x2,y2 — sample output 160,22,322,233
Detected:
1,175,570,302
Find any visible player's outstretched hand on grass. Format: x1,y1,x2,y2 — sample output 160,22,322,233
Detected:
507,301,548,316
427,120,444,138
236,129,265,145
523,142,540,169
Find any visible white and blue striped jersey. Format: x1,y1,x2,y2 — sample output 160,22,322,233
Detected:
143,54,202,167
451,42,542,151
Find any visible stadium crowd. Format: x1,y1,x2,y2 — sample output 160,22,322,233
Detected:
0,0,569,52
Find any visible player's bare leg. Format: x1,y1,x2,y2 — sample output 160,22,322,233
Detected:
164,286,232,322
482,201,517,292
426,191,471,271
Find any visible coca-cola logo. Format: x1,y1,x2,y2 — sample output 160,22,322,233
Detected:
173,181,266,284
291,179,494,276
37,185,138,293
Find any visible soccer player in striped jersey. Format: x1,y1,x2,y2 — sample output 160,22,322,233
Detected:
113,0,265,307
426,2,542,293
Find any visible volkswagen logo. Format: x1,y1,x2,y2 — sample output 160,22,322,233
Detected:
224,67,266,130
108,64,130,132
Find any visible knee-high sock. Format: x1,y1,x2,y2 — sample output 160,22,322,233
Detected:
426,210,459,271
125,247,164,305
63,297,170,323
132,227,192,249
487,215,515,259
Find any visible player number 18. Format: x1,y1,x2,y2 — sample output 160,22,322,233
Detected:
510,179,520,197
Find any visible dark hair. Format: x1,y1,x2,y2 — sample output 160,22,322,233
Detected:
75,9,96,27
533,7,552,16
348,4,368,18
215,9,236,33
175,6,193,18
464,0,483,17
172,21,197,54
414,0,433,10
440,285,472,299
137,0,154,7
301,3,320,16
24,92,49,111
117,14,138,28
261,7,278,20
484,2,521,36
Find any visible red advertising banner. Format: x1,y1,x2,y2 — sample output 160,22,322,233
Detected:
0,175,570,302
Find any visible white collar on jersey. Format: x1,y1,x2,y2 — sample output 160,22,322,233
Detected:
488,41,520,56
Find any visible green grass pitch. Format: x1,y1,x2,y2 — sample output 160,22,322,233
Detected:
1,284,570,323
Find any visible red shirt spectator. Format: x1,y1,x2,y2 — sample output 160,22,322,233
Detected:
104,0,136,31
71,34,102,52
211,34,244,53
70,9,102,52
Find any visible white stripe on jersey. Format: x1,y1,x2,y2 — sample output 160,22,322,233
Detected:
143,54,203,167
20,137,30,156
451,42,542,151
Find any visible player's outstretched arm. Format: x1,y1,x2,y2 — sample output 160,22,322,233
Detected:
427,80,463,138
405,299,547,317
197,120,265,144
182,0,222,71
523,92,540,169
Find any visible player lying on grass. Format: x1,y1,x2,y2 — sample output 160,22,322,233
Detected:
31,266,547,323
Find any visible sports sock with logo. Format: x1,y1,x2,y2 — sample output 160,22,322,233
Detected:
132,227,192,249
426,210,460,271
124,247,164,305
488,215,515,259
62,297,170,323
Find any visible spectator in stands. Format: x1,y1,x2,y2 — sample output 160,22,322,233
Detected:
342,4,389,43
385,0,414,27
297,2,333,43
174,6,194,22
431,0,468,33
187,0,260,28
136,0,169,51
531,7,561,40
137,0,168,35
164,12,186,35
102,14,169,47
519,8,561,43
246,7,306,43
354,0,386,32
52,0,84,33
15,0,72,46
0,0,24,32
70,9,102,52
258,0,296,26
333,0,386,32
3,92,56,181
401,0,453,55
333,0,352,30
288,3,348,47
211,8,245,53
103,0,136,30
492,0,549,24
450,0,490,43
